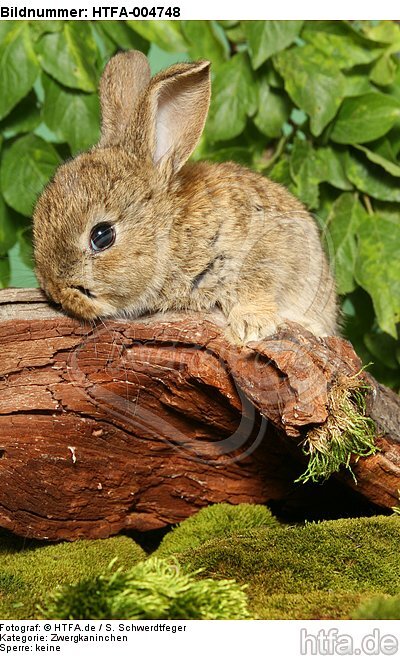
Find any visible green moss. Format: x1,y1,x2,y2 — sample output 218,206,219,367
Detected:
297,374,377,484
175,515,400,619
0,572,24,594
1,506,399,620
42,558,250,620
0,535,146,619
251,591,366,620
353,594,400,619
155,503,281,558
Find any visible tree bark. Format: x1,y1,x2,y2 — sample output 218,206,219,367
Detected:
0,288,399,541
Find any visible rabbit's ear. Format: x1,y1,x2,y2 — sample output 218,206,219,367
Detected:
139,60,211,173
99,50,151,148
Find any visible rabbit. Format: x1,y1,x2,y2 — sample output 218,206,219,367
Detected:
33,49,337,345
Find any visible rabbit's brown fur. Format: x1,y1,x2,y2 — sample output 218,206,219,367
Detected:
33,50,337,344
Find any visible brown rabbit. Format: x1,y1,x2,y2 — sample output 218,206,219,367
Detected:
33,50,337,344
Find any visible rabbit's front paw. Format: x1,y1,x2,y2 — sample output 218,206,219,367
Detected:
225,305,279,345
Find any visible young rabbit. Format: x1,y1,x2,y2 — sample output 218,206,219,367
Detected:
33,50,337,344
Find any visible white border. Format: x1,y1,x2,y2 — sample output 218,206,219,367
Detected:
1,0,399,20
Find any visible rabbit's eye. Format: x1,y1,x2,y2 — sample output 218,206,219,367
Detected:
90,222,116,252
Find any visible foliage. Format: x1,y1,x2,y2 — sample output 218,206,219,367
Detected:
40,557,250,620
0,20,399,387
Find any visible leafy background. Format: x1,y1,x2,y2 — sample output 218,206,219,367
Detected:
0,20,399,388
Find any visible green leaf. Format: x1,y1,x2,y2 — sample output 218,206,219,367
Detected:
181,21,228,67
355,212,400,337
288,140,352,208
268,156,293,188
198,146,254,166
42,74,100,154
218,20,238,29
353,144,400,177
0,91,41,138
370,53,398,87
291,108,307,126
364,330,399,370
326,193,364,294
0,21,17,43
343,74,374,97
0,194,18,254
330,93,400,144
147,46,189,74
309,20,372,43
390,128,400,158
253,80,290,138
373,136,398,161
36,23,98,92
345,151,400,202
263,63,284,88
0,135,61,216
18,226,34,270
90,23,117,66
384,64,400,102
0,22,39,120
100,21,149,53
316,147,353,191
289,138,320,209
206,53,258,142
244,21,304,69
0,253,10,288
29,21,63,41
126,21,187,53
361,21,400,44
274,45,346,136
301,27,382,68
225,24,246,45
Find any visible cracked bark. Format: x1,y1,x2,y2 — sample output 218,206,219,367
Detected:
0,288,399,541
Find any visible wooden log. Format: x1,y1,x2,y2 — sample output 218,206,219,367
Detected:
0,288,399,541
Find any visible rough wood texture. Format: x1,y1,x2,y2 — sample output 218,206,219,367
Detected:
0,288,399,541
